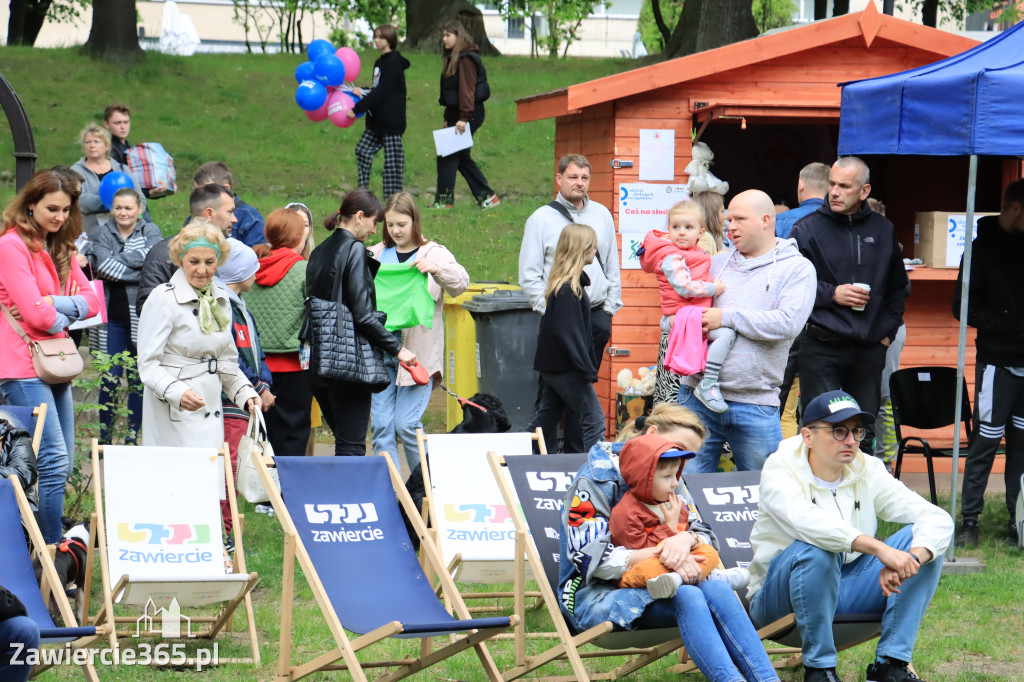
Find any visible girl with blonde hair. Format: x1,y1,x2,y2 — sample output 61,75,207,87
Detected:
530,223,605,453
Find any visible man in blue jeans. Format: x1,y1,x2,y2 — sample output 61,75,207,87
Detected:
747,390,953,682
677,189,815,472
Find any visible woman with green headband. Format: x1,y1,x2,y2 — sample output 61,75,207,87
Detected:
137,219,261,448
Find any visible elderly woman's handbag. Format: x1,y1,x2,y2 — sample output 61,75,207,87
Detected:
2,303,83,384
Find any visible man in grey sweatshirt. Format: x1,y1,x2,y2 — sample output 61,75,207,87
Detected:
678,190,817,473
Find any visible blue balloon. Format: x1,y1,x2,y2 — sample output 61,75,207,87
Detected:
294,61,316,83
99,172,136,211
307,39,334,62
314,54,346,87
344,91,364,118
295,80,328,111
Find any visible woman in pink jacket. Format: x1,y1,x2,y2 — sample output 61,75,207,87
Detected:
369,192,468,475
0,169,101,542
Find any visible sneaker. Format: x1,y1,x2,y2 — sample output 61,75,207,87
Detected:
866,661,888,682
708,567,749,590
224,536,235,554
882,660,924,682
646,572,682,599
426,202,453,209
1007,519,1019,547
804,667,843,682
954,519,978,547
255,503,275,517
480,193,501,210
694,379,728,413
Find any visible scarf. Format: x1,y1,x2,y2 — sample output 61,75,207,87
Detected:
193,284,230,334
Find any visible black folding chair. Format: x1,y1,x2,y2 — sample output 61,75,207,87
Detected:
889,366,973,505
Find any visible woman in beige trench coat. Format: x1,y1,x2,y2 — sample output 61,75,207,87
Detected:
137,220,260,447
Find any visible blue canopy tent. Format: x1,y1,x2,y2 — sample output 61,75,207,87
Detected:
838,19,1024,558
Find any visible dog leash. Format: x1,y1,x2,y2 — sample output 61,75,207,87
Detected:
56,537,88,582
436,382,487,412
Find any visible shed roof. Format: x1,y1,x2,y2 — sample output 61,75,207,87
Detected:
517,3,979,123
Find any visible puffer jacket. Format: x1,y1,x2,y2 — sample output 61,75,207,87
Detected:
244,250,307,354
304,229,401,387
638,229,715,314
747,435,954,599
0,418,38,510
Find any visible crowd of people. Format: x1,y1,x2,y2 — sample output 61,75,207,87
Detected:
2,40,1023,680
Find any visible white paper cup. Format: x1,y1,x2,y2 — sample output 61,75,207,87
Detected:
851,282,871,311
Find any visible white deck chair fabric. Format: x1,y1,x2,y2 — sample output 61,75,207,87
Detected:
425,432,534,582
102,446,245,607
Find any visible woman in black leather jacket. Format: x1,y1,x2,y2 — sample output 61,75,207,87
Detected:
0,417,38,511
305,189,415,456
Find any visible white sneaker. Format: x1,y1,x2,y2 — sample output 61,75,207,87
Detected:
694,379,728,413
255,503,275,517
646,573,683,599
708,567,749,590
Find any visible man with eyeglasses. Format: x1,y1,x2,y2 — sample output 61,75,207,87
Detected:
746,390,953,682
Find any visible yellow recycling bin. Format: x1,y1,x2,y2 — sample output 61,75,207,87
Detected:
443,282,518,430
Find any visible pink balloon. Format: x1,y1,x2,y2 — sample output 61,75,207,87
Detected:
305,98,330,122
326,90,355,128
336,47,361,82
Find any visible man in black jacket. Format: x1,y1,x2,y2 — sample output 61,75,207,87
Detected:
349,24,409,200
790,157,909,454
954,179,1024,547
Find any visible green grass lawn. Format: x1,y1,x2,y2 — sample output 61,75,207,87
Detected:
0,47,631,282
4,47,1023,681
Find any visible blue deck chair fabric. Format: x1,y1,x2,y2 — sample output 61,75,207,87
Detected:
0,478,95,643
0,405,38,434
274,456,511,638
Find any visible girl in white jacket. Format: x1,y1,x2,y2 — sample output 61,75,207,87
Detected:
369,193,468,474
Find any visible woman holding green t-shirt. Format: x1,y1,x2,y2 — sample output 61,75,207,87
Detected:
368,192,468,475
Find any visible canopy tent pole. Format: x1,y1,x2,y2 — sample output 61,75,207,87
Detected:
948,153,978,562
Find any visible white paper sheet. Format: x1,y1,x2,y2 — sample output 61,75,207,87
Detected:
433,125,474,157
639,129,676,181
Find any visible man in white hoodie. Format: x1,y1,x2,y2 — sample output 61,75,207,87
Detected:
747,390,953,682
677,189,816,472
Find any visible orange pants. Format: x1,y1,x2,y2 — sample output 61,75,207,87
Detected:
618,543,721,588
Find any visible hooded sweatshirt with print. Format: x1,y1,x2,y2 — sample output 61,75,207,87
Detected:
681,237,816,407
747,435,954,600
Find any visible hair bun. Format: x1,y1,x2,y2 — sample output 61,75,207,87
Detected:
634,415,648,431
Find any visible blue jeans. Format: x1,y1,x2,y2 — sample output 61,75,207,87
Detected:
640,580,779,682
749,526,943,668
677,386,781,473
370,360,433,472
0,615,40,682
100,318,142,443
0,378,74,543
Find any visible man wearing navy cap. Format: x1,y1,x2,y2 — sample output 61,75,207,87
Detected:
746,390,953,682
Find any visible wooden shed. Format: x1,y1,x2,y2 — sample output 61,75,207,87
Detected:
516,3,1023,465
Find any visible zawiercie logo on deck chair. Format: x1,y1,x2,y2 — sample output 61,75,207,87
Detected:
116,523,216,564
304,503,384,543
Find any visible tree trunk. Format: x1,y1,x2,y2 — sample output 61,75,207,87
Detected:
405,0,500,55
651,0,672,48
664,0,757,60
83,0,144,62
921,0,938,27
6,0,53,46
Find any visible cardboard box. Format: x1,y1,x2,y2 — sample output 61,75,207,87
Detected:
915,211,997,268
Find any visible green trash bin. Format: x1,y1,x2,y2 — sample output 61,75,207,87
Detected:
463,289,541,432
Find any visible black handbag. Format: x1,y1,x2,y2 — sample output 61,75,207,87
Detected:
303,246,391,393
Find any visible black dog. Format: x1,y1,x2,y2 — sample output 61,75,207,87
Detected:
32,522,89,623
403,393,510,548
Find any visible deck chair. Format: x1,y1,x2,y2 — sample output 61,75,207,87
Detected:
81,441,260,664
251,452,518,681
0,477,107,681
0,402,47,455
683,470,882,654
889,366,974,505
417,430,545,591
492,451,691,681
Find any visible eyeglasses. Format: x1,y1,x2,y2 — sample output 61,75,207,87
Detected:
807,425,867,442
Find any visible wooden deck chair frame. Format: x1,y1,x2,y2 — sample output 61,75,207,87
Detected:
417,428,546,612
2,476,109,681
489,451,695,681
252,449,518,682
80,440,260,665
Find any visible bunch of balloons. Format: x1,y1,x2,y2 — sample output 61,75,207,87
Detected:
294,39,364,128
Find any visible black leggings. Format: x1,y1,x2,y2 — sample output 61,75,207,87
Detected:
310,380,372,456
